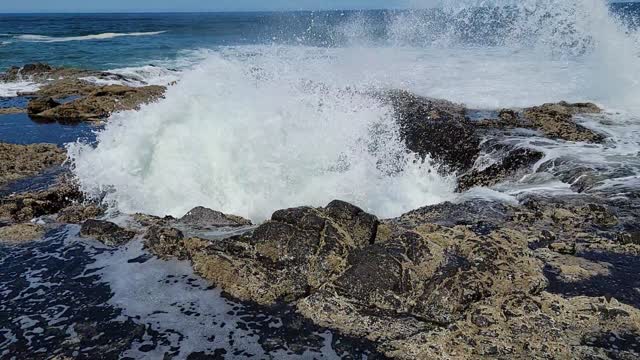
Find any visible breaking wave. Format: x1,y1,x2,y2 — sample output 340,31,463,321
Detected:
68,0,640,221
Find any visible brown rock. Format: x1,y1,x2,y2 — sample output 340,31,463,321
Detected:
0,223,45,244
523,102,605,143
0,107,25,115
80,219,135,246
37,84,165,121
56,204,104,224
27,97,61,116
0,143,66,188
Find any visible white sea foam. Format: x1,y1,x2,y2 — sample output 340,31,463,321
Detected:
68,47,456,221
0,81,40,97
15,31,166,43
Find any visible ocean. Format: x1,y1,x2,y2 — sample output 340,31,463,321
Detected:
2,1,640,358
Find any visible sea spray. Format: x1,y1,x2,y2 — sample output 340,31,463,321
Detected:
68,48,456,221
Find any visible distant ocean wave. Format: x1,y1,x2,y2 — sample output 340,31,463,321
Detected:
15,31,166,43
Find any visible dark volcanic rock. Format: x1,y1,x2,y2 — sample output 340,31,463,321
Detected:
1,63,54,82
457,147,545,191
80,219,135,246
179,206,252,228
385,90,480,172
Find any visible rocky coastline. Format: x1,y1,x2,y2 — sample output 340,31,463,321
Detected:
1,63,638,359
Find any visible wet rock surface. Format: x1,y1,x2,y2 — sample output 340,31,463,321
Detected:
80,219,136,246
179,206,253,228
0,143,66,188
143,195,640,359
386,90,481,172
0,107,25,115
0,223,45,244
2,63,166,122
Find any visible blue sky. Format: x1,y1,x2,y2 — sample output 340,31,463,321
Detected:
1,0,411,13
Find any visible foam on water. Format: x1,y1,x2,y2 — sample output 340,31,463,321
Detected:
14,31,166,43
0,81,40,97
69,0,640,221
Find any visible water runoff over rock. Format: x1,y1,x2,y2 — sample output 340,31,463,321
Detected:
68,0,640,221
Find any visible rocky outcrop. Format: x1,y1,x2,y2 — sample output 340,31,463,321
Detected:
28,85,165,122
0,143,67,188
142,196,640,359
56,204,104,224
179,206,253,228
477,101,604,143
0,223,45,244
0,182,82,223
385,90,480,172
457,146,545,191
80,219,136,246
26,97,60,115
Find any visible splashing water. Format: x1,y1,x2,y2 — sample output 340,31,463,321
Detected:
68,0,640,221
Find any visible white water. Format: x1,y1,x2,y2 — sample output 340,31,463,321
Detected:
69,0,640,221
15,31,166,43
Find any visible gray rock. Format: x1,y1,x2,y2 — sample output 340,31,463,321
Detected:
80,219,135,246
179,206,252,228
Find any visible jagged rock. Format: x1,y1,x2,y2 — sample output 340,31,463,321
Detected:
457,147,545,191
1,63,53,82
80,219,135,246
0,143,66,188
56,204,104,224
27,97,61,115
179,206,252,228
385,90,480,172
0,182,82,223
32,85,165,121
144,226,187,260
0,223,45,244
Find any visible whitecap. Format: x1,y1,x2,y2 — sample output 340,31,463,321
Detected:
15,31,166,43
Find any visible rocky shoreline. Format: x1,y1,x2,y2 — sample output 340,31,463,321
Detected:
1,63,639,359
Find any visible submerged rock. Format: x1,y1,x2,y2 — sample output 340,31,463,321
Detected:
179,206,252,228
0,143,67,188
385,90,480,172
0,223,45,244
0,107,25,115
80,219,136,246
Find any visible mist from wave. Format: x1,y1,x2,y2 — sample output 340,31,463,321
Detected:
68,0,640,221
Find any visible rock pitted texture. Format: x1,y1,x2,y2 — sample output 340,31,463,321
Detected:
80,219,136,246
29,85,165,122
145,197,640,359
0,223,45,244
0,182,82,223
0,143,66,188
386,90,480,172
